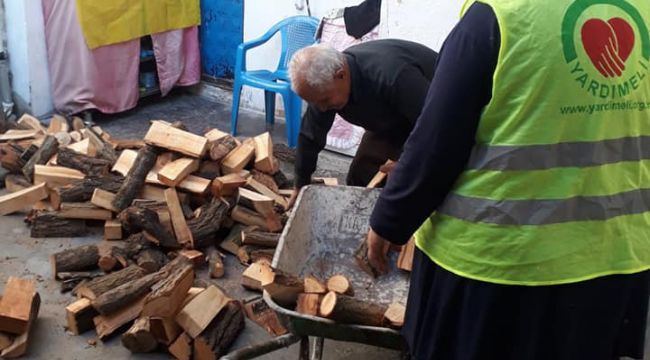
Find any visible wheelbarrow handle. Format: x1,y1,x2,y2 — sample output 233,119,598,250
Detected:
221,333,304,360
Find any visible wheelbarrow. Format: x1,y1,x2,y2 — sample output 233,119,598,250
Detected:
222,185,410,359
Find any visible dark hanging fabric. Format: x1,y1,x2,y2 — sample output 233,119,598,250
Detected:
343,0,382,39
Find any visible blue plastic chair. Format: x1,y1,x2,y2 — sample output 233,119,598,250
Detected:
231,16,319,148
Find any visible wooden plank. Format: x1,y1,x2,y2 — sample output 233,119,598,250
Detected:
17,114,46,133
0,278,37,334
59,202,113,220
0,130,39,142
91,188,118,212
246,178,287,209
93,296,146,339
47,114,69,134
65,298,97,335
0,183,48,215
104,220,123,241
175,286,230,338
158,158,199,187
253,132,278,174
33,165,85,188
165,188,194,247
111,149,138,176
397,237,415,272
221,141,255,175
144,121,208,158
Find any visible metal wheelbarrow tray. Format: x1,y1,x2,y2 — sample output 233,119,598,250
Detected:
265,185,410,350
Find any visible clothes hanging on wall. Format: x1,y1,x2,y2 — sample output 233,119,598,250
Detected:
343,0,381,39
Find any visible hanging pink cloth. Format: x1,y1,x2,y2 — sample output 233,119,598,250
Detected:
41,0,200,115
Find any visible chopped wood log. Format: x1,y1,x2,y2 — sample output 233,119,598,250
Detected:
158,158,199,187
56,271,102,281
248,248,275,264
165,188,194,248
59,202,113,220
319,291,387,327
0,333,12,352
33,164,85,188
22,135,58,182
150,317,182,346
51,245,99,278
4,175,31,193
178,250,205,268
187,199,229,249
296,293,321,316
231,206,281,233
304,275,327,294
241,227,280,248
221,141,255,174
16,114,46,133
65,298,98,335
0,278,37,334
0,130,39,141
142,257,194,318
69,130,82,142
91,271,163,315
262,270,304,307
253,132,278,174
136,249,167,273
139,184,166,201
118,206,181,249
251,170,279,193
207,248,225,279
238,188,281,232
30,212,87,238
168,332,192,360
211,173,247,197
96,244,128,272
242,297,287,336
104,219,123,240
208,134,238,162
312,177,339,186
0,143,25,173
0,292,39,359
145,122,208,158
71,116,85,131
272,169,292,189
52,131,72,147
66,138,96,157
241,261,274,292
0,183,48,215
93,296,146,339
246,178,287,209
383,303,406,328
327,275,354,296
175,285,231,338
77,266,147,300
122,317,158,353
146,170,211,195
111,139,145,150
397,237,415,272
181,288,206,309
354,240,379,278
85,127,117,163
113,145,158,211
54,174,124,206
197,160,221,179
193,301,245,360
57,147,111,176
204,128,229,142
47,114,69,133
111,149,138,176
219,224,244,256
122,232,153,256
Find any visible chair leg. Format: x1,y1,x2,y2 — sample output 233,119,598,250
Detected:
231,81,244,136
264,90,276,126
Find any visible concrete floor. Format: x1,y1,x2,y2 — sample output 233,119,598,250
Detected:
0,91,403,359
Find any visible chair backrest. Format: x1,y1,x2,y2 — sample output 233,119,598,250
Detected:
275,16,319,72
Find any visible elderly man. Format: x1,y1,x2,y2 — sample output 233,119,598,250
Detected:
287,39,437,202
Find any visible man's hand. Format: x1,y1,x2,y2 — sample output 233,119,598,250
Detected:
379,160,397,175
287,188,300,209
366,228,392,275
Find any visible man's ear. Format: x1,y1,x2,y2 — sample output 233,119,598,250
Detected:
334,67,346,80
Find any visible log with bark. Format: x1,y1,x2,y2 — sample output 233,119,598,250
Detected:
113,145,159,211
51,245,99,278
53,174,124,207
262,270,304,307
97,245,129,272
22,135,58,182
207,248,225,279
326,275,354,296
241,227,280,248
136,248,167,273
193,301,245,360
141,257,194,318
187,199,229,249
56,147,112,176
208,135,238,162
319,291,388,327
76,266,148,300
295,293,321,316
118,206,181,249
304,275,327,294
93,296,146,339
0,143,26,173
175,285,231,338
383,303,406,329
65,298,98,335
121,317,158,353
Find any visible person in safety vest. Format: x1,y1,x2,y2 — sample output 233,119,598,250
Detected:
366,1,650,359
287,40,437,207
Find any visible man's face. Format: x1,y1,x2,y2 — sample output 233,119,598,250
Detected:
296,69,351,112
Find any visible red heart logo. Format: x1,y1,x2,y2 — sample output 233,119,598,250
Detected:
581,17,635,78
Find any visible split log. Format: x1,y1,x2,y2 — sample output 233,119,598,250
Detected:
175,285,231,338
354,240,379,278
168,332,192,360
262,270,304,307
150,317,182,346
30,212,87,238
248,248,275,264
66,138,95,157
241,261,274,291
242,297,287,336
118,206,181,249
0,333,12,352
58,202,112,220
52,131,72,147
304,275,327,294
47,114,69,133
0,290,39,359
241,227,280,248
327,275,354,296
0,130,39,141
54,174,124,206
144,121,208,158
91,272,164,315
219,224,244,256
111,149,137,176
251,170,279,193
211,173,247,197
165,188,194,248
397,237,415,272
221,141,255,174
4,174,31,193
142,257,194,317
122,233,153,258
0,183,48,215
193,301,245,360
136,248,167,273
65,298,98,335
187,199,229,249
122,317,158,353
56,271,102,281
69,130,82,142
71,116,85,131
245,178,287,209
253,132,278,174
231,206,280,233
0,143,25,173
295,293,321,316
93,296,146,339
112,139,145,150
16,114,46,133
104,219,123,240
22,135,58,182
97,243,129,273
158,158,199,187
383,303,406,329
179,250,205,268
319,291,387,327
197,160,221,179
208,134,238,162
51,245,99,278
56,147,111,176
76,266,147,300
206,248,225,279
33,164,85,188
0,278,37,335
84,127,117,163
113,145,158,211
238,188,281,232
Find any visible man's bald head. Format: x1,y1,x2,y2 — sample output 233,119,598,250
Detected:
289,44,351,112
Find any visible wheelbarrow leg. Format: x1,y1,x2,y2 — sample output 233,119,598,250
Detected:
299,336,310,360
311,337,324,360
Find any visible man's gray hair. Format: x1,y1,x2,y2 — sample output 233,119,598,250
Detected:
289,44,346,91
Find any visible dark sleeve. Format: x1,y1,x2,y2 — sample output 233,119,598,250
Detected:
294,104,336,188
369,2,500,245
388,64,433,124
